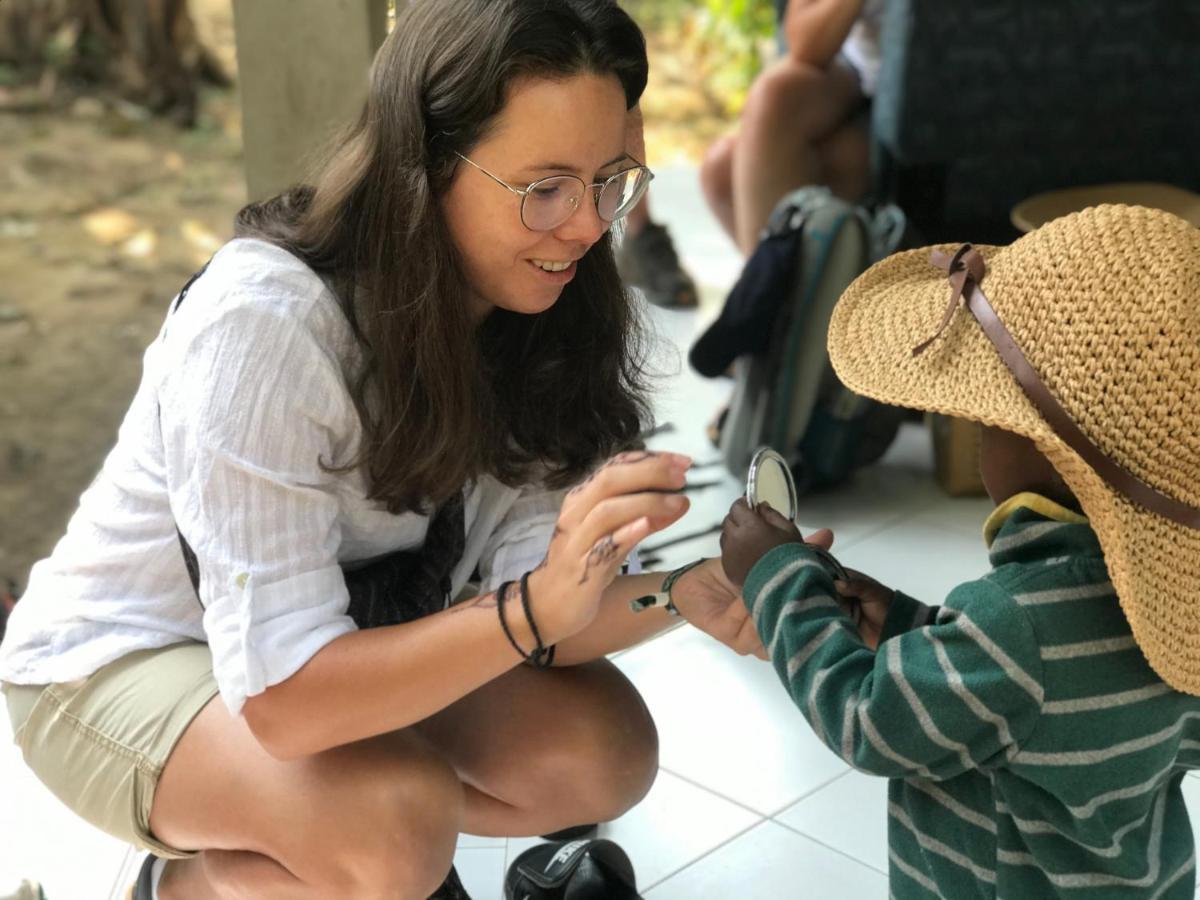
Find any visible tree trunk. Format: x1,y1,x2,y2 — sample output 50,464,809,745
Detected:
0,0,229,125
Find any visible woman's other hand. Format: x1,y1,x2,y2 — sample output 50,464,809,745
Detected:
670,558,766,659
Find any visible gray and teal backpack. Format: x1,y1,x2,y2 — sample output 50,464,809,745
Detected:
690,187,908,492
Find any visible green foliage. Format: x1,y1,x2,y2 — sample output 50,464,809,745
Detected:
624,0,779,114
702,0,778,42
697,0,778,106
42,29,77,69
626,0,777,39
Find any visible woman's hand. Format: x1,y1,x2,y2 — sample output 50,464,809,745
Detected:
835,570,894,650
670,558,767,658
680,516,834,658
719,498,806,587
529,451,692,640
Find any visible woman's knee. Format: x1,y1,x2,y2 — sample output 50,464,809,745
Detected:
324,737,463,896
536,665,659,820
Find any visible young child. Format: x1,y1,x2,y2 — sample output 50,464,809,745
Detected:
720,204,1200,899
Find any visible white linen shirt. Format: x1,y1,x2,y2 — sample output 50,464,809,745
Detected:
841,0,885,97
0,239,573,714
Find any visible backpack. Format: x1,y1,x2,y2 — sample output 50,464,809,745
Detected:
690,187,908,492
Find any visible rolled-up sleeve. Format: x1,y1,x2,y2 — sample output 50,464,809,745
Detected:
159,283,359,715
475,478,644,593
477,483,565,593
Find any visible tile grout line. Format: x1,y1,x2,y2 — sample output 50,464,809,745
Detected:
760,767,856,818
603,764,774,893
769,815,889,878
639,816,767,893
638,767,880,893
653,764,851,822
631,766,879,891
651,765,783,820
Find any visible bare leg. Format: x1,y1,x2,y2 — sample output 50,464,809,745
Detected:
152,702,463,900
700,133,738,243
818,117,871,204
415,659,658,837
149,660,657,898
731,57,865,254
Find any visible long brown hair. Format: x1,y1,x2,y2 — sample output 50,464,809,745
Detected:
235,0,652,514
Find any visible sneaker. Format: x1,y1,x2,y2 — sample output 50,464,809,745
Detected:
616,222,698,308
1,881,47,900
503,838,643,899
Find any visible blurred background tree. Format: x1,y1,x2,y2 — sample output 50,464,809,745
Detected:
621,0,779,162
0,0,229,125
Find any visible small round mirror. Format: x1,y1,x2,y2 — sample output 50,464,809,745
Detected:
746,448,799,522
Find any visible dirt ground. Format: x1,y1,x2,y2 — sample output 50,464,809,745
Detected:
0,2,739,591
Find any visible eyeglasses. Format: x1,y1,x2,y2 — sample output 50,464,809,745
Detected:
453,152,655,232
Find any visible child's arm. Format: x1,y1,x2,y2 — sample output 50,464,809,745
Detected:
742,542,1044,780
720,500,937,650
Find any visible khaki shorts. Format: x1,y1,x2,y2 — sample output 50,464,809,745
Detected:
3,642,219,858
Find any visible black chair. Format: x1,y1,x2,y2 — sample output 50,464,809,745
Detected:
870,0,1200,244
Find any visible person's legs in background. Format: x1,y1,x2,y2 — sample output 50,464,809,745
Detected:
699,134,737,241
700,56,868,255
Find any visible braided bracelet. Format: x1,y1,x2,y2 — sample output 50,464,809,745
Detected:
629,557,708,616
496,581,528,661
519,571,556,668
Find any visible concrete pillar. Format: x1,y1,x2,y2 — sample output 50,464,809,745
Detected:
231,0,388,202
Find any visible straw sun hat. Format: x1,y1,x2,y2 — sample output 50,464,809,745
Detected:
827,205,1200,694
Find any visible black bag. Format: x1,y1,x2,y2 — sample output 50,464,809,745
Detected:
341,490,465,627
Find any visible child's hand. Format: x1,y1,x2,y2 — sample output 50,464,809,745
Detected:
835,570,894,650
720,498,805,586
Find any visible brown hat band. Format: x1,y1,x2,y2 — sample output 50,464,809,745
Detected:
915,245,1200,530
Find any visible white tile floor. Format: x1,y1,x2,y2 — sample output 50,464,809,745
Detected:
5,167,1199,899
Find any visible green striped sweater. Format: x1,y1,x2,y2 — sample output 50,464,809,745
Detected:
743,493,1200,899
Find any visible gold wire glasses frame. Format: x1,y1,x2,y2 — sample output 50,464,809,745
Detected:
453,152,655,232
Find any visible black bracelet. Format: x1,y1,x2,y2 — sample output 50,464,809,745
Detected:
496,581,528,661
519,571,555,668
